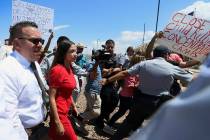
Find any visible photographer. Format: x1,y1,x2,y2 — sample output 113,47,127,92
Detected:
93,39,124,129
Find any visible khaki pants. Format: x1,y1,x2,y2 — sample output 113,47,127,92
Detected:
82,92,101,120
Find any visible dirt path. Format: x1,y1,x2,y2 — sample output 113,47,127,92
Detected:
76,92,112,140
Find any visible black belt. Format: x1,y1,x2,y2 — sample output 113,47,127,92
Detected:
27,122,44,134
134,90,160,100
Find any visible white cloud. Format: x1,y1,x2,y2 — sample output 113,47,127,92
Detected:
120,31,154,42
179,1,210,20
53,24,70,31
115,30,155,54
84,30,155,55
85,1,210,55
90,40,105,50
120,31,142,42
83,40,105,54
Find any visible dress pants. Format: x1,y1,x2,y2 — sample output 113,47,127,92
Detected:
111,94,160,140
108,95,133,126
95,91,119,128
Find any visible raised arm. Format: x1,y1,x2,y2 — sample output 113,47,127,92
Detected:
101,70,129,85
145,31,164,59
178,60,200,68
39,32,54,63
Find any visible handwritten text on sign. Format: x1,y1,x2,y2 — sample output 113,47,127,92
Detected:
158,12,210,61
12,0,54,35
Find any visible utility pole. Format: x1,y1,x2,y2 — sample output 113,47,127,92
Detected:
96,39,100,49
142,23,145,45
155,0,161,32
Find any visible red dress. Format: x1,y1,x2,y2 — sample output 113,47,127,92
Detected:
48,64,77,140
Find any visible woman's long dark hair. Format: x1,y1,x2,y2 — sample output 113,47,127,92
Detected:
51,40,75,68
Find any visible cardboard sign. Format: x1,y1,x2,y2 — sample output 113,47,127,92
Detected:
12,0,54,35
157,12,210,62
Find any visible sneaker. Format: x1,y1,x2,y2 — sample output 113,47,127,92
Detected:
103,125,116,135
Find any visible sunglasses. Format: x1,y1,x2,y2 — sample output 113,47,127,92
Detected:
18,37,45,45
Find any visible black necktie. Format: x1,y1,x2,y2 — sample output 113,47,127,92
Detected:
30,62,48,110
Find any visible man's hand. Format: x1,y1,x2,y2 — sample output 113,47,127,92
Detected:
155,31,164,38
72,106,79,116
112,68,121,73
101,78,108,85
89,70,98,80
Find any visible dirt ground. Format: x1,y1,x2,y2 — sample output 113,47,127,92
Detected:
73,68,200,140
75,91,127,140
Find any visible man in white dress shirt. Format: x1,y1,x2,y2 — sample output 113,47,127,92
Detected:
0,21,46,140
0,80,22,140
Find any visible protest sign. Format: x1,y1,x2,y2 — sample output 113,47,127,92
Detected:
157,12,210,62
12,0,54,35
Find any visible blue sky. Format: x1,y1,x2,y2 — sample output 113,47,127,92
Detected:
0,0,210,54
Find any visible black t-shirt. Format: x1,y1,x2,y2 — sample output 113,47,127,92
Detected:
100,54,121,94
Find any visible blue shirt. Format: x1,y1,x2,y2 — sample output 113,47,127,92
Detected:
76,53,88,69
85,61,102,94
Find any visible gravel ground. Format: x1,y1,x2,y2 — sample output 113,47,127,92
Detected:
73,68,200,139
75,92,123,140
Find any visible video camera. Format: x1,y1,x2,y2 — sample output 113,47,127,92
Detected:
92,45,113,63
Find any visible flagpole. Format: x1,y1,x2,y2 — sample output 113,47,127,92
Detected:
155,0,161,32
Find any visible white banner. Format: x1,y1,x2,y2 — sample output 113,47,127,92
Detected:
12,0,54,35
157,12,210,62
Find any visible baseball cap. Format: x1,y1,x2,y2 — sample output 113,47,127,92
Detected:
154,46,170,54
153,46,170,57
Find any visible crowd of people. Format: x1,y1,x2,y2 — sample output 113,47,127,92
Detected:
0,20,209,140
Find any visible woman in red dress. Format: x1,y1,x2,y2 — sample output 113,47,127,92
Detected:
48,40,78,140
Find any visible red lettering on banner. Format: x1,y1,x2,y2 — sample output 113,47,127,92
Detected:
175,34,182,45
172,13,184,23
197,19,205,30
162,13,210,60
167,33,175,41
199,20,210,30
189,18,197,27
190,28,203,40
165,23,176,31
182,25,193,36
180,14,188,24
177,24,185,32
198,31,209,42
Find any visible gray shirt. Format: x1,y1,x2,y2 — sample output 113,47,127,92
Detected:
128,57,192,96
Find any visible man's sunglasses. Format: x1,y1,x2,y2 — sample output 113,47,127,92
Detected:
18,37,45,45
